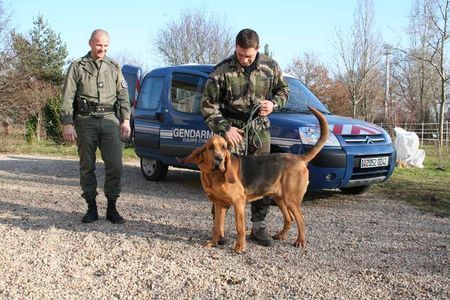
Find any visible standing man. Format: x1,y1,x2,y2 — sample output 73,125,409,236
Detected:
61,29,131,224
202,28,289,246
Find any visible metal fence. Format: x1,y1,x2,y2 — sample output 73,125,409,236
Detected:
377,121,449,147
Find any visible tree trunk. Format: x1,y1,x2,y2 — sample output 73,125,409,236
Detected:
36,111,41,142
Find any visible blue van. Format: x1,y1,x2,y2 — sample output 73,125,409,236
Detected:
122,64,396,194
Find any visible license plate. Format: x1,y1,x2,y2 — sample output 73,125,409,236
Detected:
360,156,389,168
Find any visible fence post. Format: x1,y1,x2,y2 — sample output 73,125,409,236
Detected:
421,122,424,146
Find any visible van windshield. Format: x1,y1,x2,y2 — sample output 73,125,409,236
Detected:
278,77,330,114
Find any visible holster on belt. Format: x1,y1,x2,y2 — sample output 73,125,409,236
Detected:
75,97,114,118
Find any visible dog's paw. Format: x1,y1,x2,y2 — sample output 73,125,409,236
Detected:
233,242,246,254
203,241,217,248
218,236,228,245
273,233,287,241
293,239,306,248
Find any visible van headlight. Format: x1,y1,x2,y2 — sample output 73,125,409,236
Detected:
299,127,341,147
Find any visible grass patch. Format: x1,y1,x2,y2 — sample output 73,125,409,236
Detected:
372,145,450,217
0,132,138,160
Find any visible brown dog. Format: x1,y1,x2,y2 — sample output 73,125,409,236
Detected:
182,107,328,253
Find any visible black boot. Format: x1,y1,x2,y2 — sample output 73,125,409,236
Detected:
82,199,98,223
250,222,274,246
106,198,124,224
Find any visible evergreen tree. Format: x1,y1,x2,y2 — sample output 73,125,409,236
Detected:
12,14,67,84
9,14,68,142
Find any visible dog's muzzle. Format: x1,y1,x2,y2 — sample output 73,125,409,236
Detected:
213,156,224,169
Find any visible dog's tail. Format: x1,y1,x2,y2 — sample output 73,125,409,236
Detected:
301,106,329,164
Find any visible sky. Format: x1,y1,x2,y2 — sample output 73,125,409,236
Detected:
9,0,413,71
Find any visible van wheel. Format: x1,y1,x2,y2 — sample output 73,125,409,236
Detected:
140,157,168,181
339,185,370,195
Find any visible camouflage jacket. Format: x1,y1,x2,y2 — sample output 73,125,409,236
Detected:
202,52,289,134
61,52,130,124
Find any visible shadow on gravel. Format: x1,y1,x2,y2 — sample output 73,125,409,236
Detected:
0,155,206,201
304,190,342,201
0,155,79,184
0,200,208,245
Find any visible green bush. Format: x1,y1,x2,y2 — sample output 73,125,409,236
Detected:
25,116,38,143
44,95,63,144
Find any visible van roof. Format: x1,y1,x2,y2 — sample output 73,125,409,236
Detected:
149,64,299,80
150,64,215,76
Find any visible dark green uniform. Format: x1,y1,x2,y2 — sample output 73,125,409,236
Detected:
202,52,289,222
61,52,130,202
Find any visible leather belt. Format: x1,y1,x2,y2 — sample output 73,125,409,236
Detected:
91,105,114,113
79,104,114,115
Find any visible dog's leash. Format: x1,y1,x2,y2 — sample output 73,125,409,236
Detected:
242,103,263,155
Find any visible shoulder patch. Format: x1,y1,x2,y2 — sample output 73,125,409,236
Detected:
121,79,128,89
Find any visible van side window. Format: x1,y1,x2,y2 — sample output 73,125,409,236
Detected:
137,77,164,110
170,73,206,114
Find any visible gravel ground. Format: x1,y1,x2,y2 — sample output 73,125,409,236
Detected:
0,154,448,299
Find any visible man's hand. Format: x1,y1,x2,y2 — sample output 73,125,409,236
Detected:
63,124,77,143
121,119,131,139
259,100,275,116
224,126,244,148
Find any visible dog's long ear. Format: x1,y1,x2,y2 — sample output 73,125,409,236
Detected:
224,151,236,184
180,144,206,166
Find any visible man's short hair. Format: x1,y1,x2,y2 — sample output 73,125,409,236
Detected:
235,29,259,49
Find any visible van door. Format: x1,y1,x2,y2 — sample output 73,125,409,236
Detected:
133,75,165,153
160,71,212,157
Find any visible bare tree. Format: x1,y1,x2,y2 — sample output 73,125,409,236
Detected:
329,80,353,116
111,49,145,69
423,0,448,151
0,0,13,128
424,0,449,169
402,0,449,168
390,49,437,123
0,74,55,125
0,0,11,54
154,8,234,65
391,53,425,122
285,52,334,106
334,0,384,120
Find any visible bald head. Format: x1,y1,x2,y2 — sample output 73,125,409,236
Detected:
89,29,110,60
90,29,110,42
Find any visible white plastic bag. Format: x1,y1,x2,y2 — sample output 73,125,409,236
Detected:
394,127,425,168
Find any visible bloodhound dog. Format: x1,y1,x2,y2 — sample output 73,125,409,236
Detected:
182,107,328,253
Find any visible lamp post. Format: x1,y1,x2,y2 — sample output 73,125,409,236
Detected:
383,43,392,132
